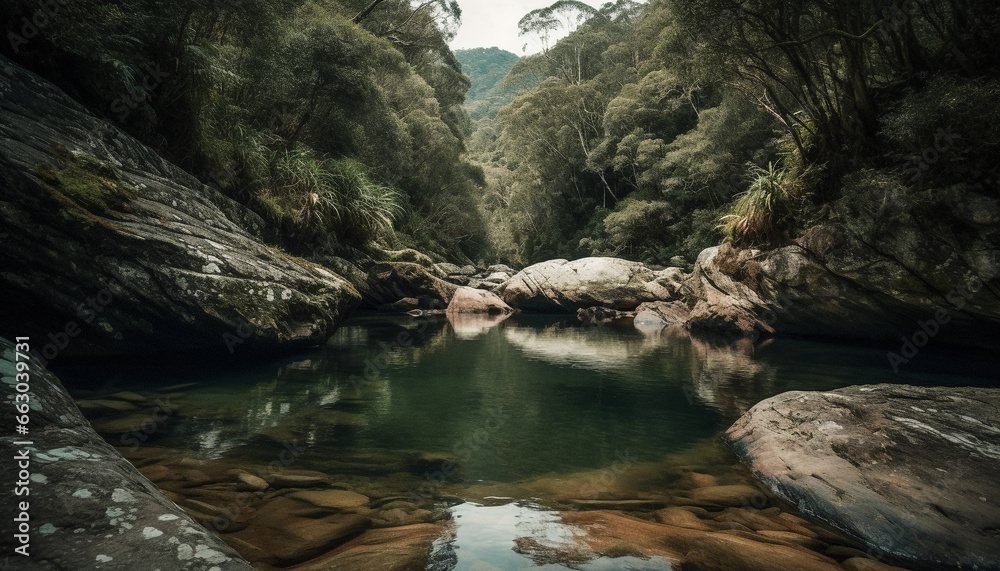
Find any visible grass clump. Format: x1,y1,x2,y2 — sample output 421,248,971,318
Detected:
718,162,801,247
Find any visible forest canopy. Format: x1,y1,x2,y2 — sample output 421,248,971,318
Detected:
4,0,998,268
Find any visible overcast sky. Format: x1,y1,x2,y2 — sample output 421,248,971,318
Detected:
449,0,607,55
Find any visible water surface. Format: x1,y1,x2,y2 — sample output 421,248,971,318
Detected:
58,313,998,569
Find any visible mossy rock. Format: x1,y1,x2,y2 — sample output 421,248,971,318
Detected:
37,148,138,217
380,248,436,270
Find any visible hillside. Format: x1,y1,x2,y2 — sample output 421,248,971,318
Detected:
455,47,522,122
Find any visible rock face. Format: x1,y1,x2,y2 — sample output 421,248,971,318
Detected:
0,338,253,569
498,257,683,313
687,214,1000,345
0,56,359,356
726,385,1000,570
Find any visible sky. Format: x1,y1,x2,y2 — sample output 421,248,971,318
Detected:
449,0,607,55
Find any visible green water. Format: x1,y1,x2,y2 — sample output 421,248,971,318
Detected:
58,313,998,569
62,313,996,485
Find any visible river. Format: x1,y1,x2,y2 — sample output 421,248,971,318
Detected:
58,313,997,570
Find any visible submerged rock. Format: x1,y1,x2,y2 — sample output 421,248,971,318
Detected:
726,384,1000,570
498,257,683,313
0,55,358,356
0,338,252,569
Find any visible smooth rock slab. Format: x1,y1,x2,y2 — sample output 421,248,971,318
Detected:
0,56,358,355
726,384,1000,570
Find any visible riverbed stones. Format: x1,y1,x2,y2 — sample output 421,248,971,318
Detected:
0,338,253,569
265,473,331,489
286,490,370,510
726,384,1000,570
681,484,763,508
498,257,682,313
561,510,844,571
287,523,445,571
234,472,269,492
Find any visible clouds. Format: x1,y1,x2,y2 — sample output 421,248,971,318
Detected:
449,0,606,55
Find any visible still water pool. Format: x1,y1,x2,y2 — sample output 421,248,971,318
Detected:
57,313,998,569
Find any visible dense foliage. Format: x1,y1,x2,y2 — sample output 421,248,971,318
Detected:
1,0,488,261
4,0,997,268
474,0,1000,266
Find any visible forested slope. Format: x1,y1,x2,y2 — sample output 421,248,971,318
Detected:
455,47,521,123
473,0,1000,267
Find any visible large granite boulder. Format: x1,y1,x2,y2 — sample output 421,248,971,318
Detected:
498,257,683,313
0,337,253,569
726,385,1000,570
0,56,359,357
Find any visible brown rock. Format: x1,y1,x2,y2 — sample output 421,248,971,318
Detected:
107,391,149,403
684,484,763,508
633,301,692,333
75,399,138,415
841,557,913,571
286,490,370,510
266,473,331,489
238,512,371,566
561,510,842,571
139,464,172,483
286,523,443,571
688,471,718,488
653,507,713,531
756,530,828,550
235,472,269,492
713,507,789,532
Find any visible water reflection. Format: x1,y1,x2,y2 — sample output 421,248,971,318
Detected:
428,502,673,571
447,312,512,339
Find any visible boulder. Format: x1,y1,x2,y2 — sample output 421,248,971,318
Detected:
0,338,252,569
486,264,515,275
482,271,511,284
361,262,457,310
633,301,692,332
498,257,677,313
726,384,1000,570
0,56,358,356
446,286,513,315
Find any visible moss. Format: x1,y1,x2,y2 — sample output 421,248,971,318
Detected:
38,151,137,217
